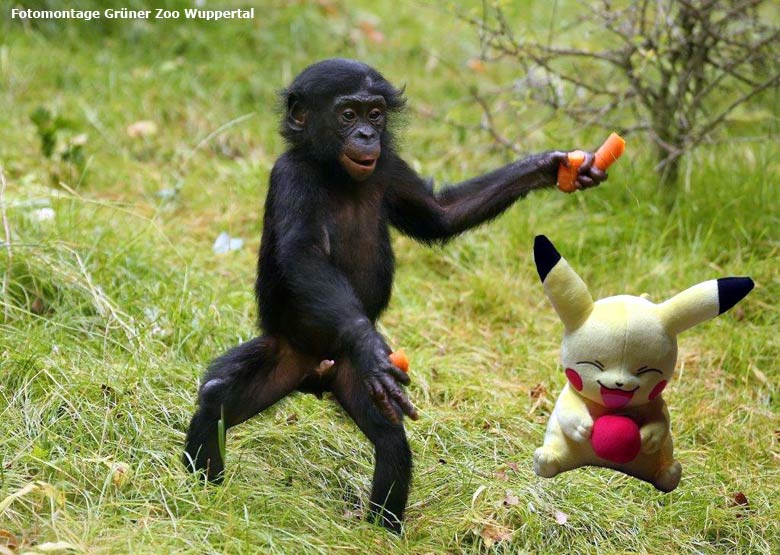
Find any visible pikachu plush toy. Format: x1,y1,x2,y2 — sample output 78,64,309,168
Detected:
532,235,753,492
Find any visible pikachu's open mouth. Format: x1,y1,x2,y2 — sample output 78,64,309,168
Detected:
598,382,639,409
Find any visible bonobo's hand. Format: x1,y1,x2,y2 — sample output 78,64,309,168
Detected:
540,150,608,190
354,333,419,424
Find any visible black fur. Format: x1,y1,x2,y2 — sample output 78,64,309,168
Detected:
183,58,572,532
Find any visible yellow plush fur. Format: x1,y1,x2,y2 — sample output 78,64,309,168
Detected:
532,235,753,491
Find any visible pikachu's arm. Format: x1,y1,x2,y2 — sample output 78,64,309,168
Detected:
639,399,671,454
554,384,595,442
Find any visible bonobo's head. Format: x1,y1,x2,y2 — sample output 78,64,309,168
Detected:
281,58,405,181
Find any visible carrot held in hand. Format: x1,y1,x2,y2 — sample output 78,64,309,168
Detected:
389,350,410,373
557,132,625,193
556,150,586,193
316,350,410,377
594,132,626,170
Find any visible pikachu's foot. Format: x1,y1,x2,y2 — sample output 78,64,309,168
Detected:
533,447,561,478
653,460,682,492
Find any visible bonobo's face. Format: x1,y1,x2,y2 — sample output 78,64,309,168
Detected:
334,91,386,181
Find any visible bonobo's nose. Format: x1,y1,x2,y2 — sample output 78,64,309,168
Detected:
357,127,377,141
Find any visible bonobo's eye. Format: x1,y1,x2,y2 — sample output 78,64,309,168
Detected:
636,366,663,375
368,108,383,123
341,109,357,123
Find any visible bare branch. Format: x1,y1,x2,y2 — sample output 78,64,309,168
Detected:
483,38,618,97
527,45,622,64
691,27,780,109
463,0,780,186
688,71,780,150
470,88,522,154
703,54,760,88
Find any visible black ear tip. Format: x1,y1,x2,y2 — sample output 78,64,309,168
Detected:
533,235,561,282
534,234,553,251
717,277,754,315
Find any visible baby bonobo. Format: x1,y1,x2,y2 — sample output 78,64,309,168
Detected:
183,58,606,532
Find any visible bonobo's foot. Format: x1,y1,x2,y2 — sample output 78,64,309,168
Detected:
533,447,561,478
183,409,225,484
368,505,403,535
653,460,682,493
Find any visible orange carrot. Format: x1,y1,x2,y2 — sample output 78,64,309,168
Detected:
557,132,625,193
389,350,410,373
594,132,626,171
556,150,586,193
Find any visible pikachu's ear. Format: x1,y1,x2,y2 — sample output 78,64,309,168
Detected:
658,277,754,335
534,235,594,331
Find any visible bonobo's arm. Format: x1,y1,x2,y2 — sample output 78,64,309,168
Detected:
270,175,417,424
385,151,605,243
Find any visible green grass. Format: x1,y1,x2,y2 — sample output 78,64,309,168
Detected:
1,1,779,553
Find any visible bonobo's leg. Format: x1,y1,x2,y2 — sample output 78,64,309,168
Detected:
183,335,314,482
330,361,412,534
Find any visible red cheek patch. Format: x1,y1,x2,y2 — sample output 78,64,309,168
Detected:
649,380,668,400
565,368,583,391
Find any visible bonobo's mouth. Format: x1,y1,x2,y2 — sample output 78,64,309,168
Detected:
350,155,377,168
340,152,377,178
598,381,639,409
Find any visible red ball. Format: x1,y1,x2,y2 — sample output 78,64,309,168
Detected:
590,415,641,464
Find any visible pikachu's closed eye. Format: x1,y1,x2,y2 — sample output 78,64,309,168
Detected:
532,235,753,492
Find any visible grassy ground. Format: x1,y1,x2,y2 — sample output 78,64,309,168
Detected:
1,1,779,553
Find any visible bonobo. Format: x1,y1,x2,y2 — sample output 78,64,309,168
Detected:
183,58,606,532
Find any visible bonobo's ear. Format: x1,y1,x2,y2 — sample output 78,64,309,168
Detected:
286,96,306,132
534,235,594,331
658,277,754,336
